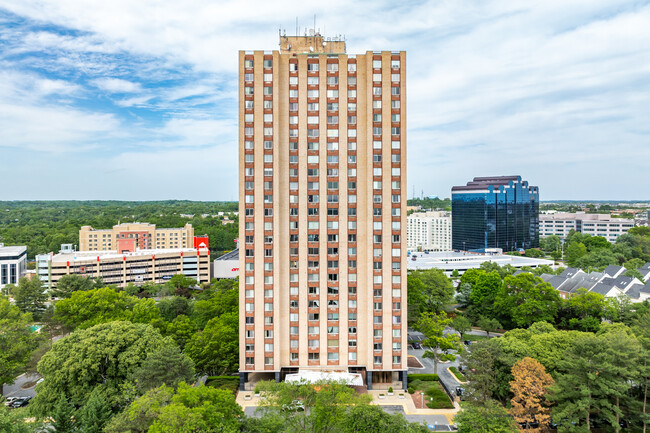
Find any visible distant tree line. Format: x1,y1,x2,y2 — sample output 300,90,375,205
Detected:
0,201,239,259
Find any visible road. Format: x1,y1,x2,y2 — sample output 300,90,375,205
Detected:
408,328,465,397
2,373,40,399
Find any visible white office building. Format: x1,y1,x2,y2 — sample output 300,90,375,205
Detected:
539,212,634,243
406,211,452,252
0,244,27,289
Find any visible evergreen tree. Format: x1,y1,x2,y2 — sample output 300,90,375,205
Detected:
78,389,113,433
50,397,77,433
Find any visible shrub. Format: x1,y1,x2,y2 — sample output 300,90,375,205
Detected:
388,386,393,393
449,366,465,381
408,374,439,382
408,387,415,394
425,383,454,409
205,376,239,395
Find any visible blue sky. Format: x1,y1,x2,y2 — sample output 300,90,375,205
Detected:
1,0,649,201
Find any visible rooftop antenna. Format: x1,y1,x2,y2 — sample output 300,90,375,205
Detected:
313,14,316,34
296,17,298,36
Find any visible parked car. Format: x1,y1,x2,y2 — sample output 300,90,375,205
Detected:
412,342,422,349
281,399,305,412
455,387,466,400
10,396,32,408
4,397,19,407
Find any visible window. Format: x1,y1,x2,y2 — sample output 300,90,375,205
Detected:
373,60,382,68
307,63,319,71
326,63,339,72
264,59,272,68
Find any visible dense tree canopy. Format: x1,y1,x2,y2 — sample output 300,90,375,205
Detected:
32,321,168,415
0,296,42,388
53,287,161,330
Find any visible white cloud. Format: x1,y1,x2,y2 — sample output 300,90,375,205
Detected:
91,77,142,93
0,0,649,199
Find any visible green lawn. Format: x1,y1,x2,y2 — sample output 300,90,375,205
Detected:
425,382,454,409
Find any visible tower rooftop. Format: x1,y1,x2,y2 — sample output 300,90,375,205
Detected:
279,30,346,54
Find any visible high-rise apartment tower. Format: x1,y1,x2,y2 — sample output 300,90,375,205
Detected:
238,32,407,390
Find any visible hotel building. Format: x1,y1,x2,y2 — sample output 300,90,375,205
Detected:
79,223,194,252
238,32,407,389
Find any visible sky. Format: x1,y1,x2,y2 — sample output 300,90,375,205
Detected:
1,0,649,201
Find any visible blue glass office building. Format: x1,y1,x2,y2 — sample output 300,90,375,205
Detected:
451,176,539,252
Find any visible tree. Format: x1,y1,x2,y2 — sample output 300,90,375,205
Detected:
165,274,196,298
50,274,94,299
166,314,197,350
106,383,242,433
624,257,645,271
48,396,77,433
0,405,40,433
416,312,461,374
9,277,49,320
407,269,454,317
31,321,167,416
338,404,428,433
469,271,502,317
77,388,113,433
157,296,193,322
632,310,650,433
464,339,505,402
185,312,238,375
495,273,561,328
191,285,238,329
454,400,519,433
104,385,174,433
130,341,195,393
452,315,472,339
540,235,561,253
477,316,501,337
0,296,42,389
583,236,611,251
509,357,554,432
565,242,587,267
53,287,160,330
148,383,242,433
550,330,641,432
629,226,650,237
256,380,371,433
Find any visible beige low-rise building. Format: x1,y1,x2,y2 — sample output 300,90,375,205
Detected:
37,247,210,290
79,223,194,252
